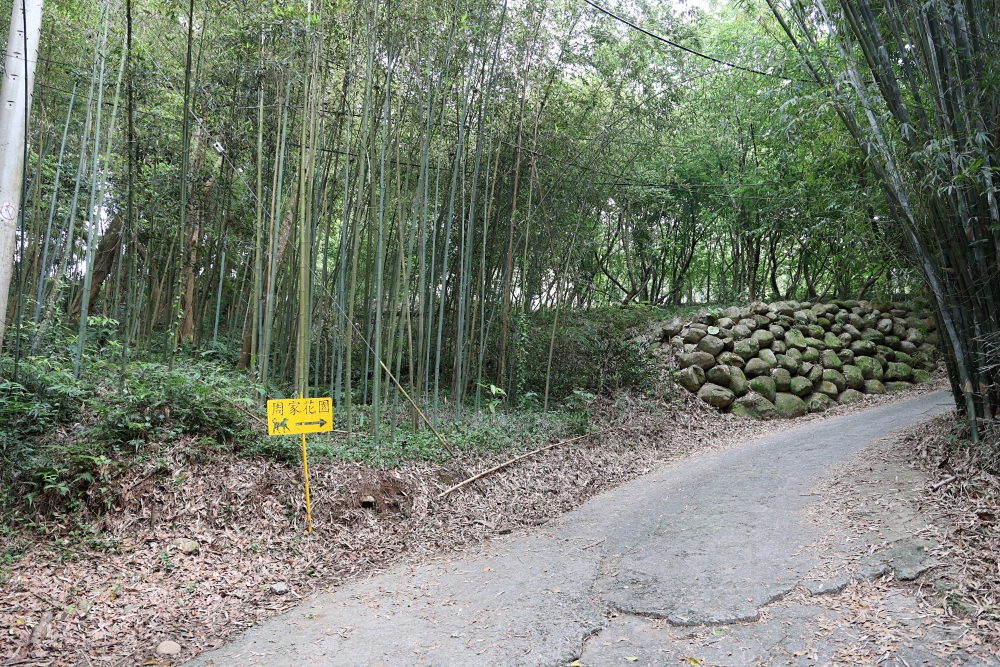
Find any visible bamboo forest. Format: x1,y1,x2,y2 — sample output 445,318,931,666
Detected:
2,0,1000,661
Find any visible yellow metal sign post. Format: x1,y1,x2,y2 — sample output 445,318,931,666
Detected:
266,397,334,435
266,397,333,532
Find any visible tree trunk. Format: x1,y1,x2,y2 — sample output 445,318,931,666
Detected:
70,215,123,317
0,0,43,351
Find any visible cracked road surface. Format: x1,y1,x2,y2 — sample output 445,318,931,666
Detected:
188,390,972,667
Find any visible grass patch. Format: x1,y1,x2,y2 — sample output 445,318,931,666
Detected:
0,303,683,517
294,408,593,468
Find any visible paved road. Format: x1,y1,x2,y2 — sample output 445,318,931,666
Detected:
188,391,958,667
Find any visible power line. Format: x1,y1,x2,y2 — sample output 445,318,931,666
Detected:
581,0,812,84
596,180,837,201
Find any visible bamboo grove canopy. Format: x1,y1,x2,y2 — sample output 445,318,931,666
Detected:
764,0,1000,439
0,0,989,438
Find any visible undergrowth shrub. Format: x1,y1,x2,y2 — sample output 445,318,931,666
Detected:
519,305,664,400
94,362,249,445
0,356,85,454
14,439,119,514
0,345,258,515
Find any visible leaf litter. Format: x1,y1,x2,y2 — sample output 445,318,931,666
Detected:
767,409,1000,665
0,381,954,666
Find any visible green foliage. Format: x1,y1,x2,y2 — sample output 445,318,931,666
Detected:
279,406,591,468
0,0,932,525
563,388,597,434
479,383,506,414
520,305,660,401
15,440,119,514
0,334,259,516
94,362,246,445
0,356,85,453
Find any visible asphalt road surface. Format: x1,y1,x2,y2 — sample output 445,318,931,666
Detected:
188,390,972,667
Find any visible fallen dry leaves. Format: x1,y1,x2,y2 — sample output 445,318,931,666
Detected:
907,416,1000,622
775,408,1000,666
0,381,951,666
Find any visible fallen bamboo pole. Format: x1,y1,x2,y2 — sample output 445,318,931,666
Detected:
437,427,612,499
326,296,461,460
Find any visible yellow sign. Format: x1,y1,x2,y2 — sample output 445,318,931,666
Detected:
266,397,334,436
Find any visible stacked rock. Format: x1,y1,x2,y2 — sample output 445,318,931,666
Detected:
658,300,938,419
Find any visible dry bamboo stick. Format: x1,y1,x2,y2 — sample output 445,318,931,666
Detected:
437,427,612,499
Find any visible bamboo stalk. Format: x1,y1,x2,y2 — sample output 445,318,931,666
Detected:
438,428,608,499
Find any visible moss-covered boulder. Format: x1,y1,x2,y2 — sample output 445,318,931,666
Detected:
842,364,865,390
752,329,775,348
772,368,792,392
679,350,717,371
804,337,826,351
817,380,840,398
823,331,843,351
749,375,777,403
876,345,896,361
806,363,824,384
744,358,772,379
793,309,814,324
820,349,843,370
789,375,813,397
861,328,885,343
884,362,913,382
683,328,707,344
770,340,787,354
885,380,912,393
733,338,760,360
802,346,820,363
838,388,865,404
697,334,725,357
912,369,930,384
863,379,886,395
731,392,779,420
784,328,807,350
913,352,935,371
775,353,799,374
774,392,808,418
678,365,706,392
706,365,731,386
731,324,752,340
850,339,876,356
729,366,748,396
698,383,735,408
716,351,745,369
855,355,882,381
806,392,835,413
892,350,912,365
757,348,778,367
822,369,846,393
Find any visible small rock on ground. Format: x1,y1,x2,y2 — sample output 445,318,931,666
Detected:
856,563,891,581
804,576,851,596
156,640,182,656
171,538,200,554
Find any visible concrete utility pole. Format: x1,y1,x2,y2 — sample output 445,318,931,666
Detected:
0,0,43,351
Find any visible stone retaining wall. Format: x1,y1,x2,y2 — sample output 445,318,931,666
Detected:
651,299,939,419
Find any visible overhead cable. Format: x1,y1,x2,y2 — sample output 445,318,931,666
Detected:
582,0,811,84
